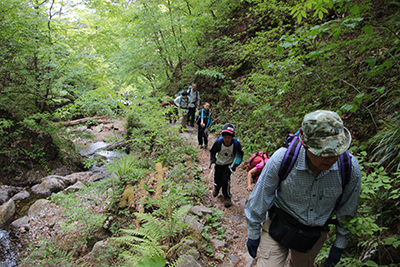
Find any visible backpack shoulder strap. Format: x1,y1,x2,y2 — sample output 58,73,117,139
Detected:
233,137,238,153
278,135,301,183
217,136,223,150
340,150,352,187
334,150,352,209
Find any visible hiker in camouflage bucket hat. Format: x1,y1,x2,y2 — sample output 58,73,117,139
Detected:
300,110,352,157
245,110,361,267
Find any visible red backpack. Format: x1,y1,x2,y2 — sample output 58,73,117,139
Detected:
246,152,270,178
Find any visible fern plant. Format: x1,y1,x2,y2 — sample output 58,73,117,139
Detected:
113,205,193,266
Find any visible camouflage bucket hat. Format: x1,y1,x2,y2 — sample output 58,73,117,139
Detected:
300,110,351,157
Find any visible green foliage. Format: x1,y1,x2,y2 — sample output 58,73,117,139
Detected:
106,154,149,183
50,179,109,240
202,208,225,242
338,154,400,265
369,117,400,172
114,205,192,266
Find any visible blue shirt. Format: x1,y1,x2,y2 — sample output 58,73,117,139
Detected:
245,146,361,249
200,109,212,129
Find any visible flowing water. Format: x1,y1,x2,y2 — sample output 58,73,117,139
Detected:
0,229,20,267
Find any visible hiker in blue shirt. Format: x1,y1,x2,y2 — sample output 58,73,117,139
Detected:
174,91,190,133
210,123,244,208
245,110,361,267
197,102,212,149
186,83,200,127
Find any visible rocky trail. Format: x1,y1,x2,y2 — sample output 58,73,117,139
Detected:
181,126,256,267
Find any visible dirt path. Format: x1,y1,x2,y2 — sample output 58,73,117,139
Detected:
181,127,256,267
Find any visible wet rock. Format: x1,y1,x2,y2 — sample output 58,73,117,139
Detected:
0,185,21,204
11,190,30,201
0,199,15,226
0,189,9,204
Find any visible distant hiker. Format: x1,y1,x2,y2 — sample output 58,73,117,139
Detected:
246,152,269,192
210,123,244,208
186,83,200,127
197,102,212,149
174,91,190,133
245,110,361,267
161,95,177,124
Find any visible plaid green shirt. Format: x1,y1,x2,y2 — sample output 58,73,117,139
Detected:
245,146,361,249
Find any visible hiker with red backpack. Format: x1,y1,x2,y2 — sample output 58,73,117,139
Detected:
245,110,361,267
210,123,244,208
246,152,269,191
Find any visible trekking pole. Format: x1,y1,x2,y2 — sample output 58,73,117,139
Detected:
209,164,215,180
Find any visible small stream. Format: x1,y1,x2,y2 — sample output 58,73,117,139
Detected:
0,230,20,267
0,140,125,266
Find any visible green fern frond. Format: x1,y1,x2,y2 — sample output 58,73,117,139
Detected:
132,213,164,241
167,236,196,255
166,204,192,237
168,248,197,267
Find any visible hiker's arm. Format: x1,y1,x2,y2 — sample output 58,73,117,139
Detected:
245,148,284,240
209,141,218,164
200,111,205,127
174,97,180,107
196,93,200,107
334,156,362,249
247,167,257,191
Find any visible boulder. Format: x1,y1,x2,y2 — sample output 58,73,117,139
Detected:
0,199,16,227
28,199,50,218
11,215,30,229
89,239,112,266
64,181,85,194
190,205,213,217
11,190,30,201
31,175,68,195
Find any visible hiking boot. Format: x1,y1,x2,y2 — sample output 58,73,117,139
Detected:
204,143,208,149
199,144,203,148
224,197,232,208
212,188,219,197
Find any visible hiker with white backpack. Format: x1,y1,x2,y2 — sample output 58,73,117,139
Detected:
245,110,361,267
174,91,190,133
186,83,200,127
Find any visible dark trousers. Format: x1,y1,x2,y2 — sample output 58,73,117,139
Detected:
214,164,232,198
187,107,196,126
197,126,208,146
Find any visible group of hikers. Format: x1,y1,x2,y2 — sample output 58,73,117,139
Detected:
162,83,361,267
161,83,212,148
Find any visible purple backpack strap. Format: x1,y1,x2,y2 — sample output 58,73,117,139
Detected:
340,150,352,186
279,135,302,182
